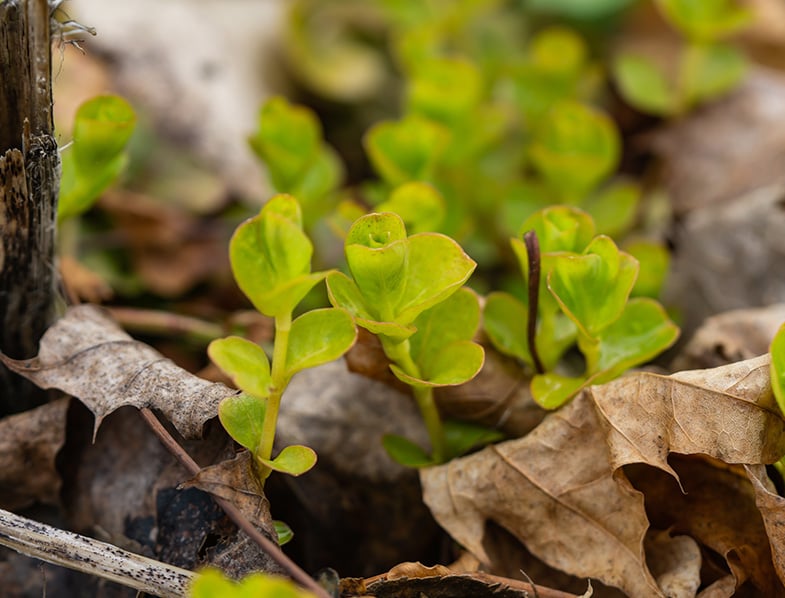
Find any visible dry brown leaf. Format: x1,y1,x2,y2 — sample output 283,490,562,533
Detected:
0,305,234,439
0,398,68,510
422,392,661,597
422,355,785,596
671,304,785,371
591,354,785,479
745,465,785,585
630,456,784,595
181,450,272,529
180,450,285,579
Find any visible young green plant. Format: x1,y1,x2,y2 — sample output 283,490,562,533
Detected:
614,0,751,116
58,95,136,222
484,206,680,409
326,212,491,466
208,194,357,482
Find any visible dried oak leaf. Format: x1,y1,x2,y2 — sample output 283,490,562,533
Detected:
0,305,234,439
0,398,69,510
180,450,284,579
421,354,785,597
629,456,783,596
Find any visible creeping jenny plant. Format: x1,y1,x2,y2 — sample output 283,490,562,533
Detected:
208,195,357,482
326,212,491,466
614,0,751,117
484,206,680,409
58,95,136,221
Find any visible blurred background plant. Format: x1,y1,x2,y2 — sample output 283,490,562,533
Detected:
270,0,751,300
51,0,755,354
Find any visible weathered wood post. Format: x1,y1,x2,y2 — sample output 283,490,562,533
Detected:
0,0,60,414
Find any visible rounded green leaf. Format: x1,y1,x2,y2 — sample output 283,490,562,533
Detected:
682,43,746,108
382,434,434,468
230,195,318,316
326,271,373,319
591,298,680,381
274,520,294,546
529,101,620,199
483,291,532,365
771,324,785,416
613,54,676,117
364,115,449,185
291,145,344,214
208,337,271,398
531,372,586,410
258,445,317,476
518,206,595,256
391,340,484,388
529,26,587,78
345,213,409,321
249,97,321,188
58,95,136,221
547,236,639,338
406,57,482,123
285,308,357,379
377,182,446,234
263,193,304,228
217,393,267,452
582,180,640,238
443,420,505,461
626,240,670,299
58,152,127,221
409,287,481,362
72,95,136,171
395,232,477,324
537,310,579,371
656,0,753,41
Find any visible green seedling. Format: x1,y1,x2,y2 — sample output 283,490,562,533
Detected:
614,0,751,116
208,194,357,482
326,212,491,465
484,206,679,409
511,26,601,124
770,323,785,481
263,5,651,277
249,97,343,227
58,95,136,221
190,568,315,598
528,100,621,204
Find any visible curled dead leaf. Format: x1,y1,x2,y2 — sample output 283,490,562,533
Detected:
0,305,235,439
591,354,785,480
422,354,785,596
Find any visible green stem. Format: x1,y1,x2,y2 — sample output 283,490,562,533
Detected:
383,338,446,463
257,311,292,479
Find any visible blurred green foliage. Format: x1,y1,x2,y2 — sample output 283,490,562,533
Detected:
58,95,136,221
262,0,753,284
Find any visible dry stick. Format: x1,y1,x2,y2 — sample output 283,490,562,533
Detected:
108,307,224,344
0,507,194,597
523,230,545,374
139,408,331,598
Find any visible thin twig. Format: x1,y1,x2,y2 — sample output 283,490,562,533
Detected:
523,230,545,374
108,307,224,344
0,507,193,597
139,408,330,598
